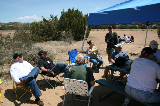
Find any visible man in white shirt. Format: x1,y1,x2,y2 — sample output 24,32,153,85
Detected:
10,53,44,105
124,47,160,105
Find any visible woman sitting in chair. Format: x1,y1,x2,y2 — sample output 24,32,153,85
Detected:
86,40,103,72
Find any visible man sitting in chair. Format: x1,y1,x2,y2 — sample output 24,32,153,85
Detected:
10,53,44,105
103,44,129,80
38,50,69,78
69,54,95,100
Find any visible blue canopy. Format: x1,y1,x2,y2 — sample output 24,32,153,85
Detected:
87,0,160,25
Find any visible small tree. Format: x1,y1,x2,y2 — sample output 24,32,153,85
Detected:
58,8,90,41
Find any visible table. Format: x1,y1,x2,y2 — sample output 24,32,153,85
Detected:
96,63,132,102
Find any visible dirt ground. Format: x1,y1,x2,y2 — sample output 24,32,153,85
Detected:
0,29,160,106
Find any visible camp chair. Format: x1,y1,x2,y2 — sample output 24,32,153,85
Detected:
63,78,94,106
13,81,32,100
68,49,89,67
39,71,61,89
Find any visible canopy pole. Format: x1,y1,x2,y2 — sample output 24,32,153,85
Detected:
144,21,150,47
81,25,88,53
144,26,148,47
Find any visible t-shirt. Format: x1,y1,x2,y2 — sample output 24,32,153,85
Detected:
10,61,34,83
86,46,98,59
111,51,129,61
127,58,160,93
69,65,95,85
38,57,55,69
105,32,119,48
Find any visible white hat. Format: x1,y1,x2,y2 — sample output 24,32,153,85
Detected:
150,40,159,49
114,44,122,48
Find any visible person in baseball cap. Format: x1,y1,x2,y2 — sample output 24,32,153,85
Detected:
149,40,160,63
38,50,48,56
150,40,159,50
13,53,23,60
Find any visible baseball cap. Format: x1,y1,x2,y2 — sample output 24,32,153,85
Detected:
141,47,153,55
150,40,159,49
38,50,48,56
114,44,122,48
13,53,23,59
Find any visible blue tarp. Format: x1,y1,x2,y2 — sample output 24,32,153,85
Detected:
87,0,160,25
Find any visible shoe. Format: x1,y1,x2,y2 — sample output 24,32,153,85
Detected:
35,100,44,106
21,78,25,87
74,95,80,100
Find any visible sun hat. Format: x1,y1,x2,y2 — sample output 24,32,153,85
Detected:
150,40,159,49
38,50,48,56
13,53,23,59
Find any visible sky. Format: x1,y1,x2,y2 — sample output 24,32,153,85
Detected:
0,0,126,23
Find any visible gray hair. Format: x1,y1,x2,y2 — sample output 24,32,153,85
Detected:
75,54,85,64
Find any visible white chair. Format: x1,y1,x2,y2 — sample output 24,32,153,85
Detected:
62,78,94,106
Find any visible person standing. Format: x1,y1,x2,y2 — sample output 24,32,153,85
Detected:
105,26,119,65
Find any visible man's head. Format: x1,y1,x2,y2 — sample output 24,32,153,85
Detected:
38,50,48,59
13,53,23,63
149,40,159,52
140,47,154,60
108,26,113,33
114,44,122,52
75,54,85,65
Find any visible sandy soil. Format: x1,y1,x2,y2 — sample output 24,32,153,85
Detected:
0,29,160,106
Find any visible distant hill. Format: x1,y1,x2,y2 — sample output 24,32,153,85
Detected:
0,22,24,26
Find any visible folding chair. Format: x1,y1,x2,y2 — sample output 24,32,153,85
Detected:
39,71,61,89
63,78,94,106
68,49,89,67
13,81,32,100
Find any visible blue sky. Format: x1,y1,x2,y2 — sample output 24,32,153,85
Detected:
0,0,126,23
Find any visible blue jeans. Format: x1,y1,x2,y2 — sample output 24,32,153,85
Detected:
90,58,104,70
50,62,69,77
125,85,160,103
20,67,42,98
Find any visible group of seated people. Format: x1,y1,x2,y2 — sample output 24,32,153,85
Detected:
118,34,134,43
10,39,160,105
10,49,97,105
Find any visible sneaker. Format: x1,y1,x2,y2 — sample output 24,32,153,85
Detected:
21,78,25,87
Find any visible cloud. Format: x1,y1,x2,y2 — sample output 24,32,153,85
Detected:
96,7,100,10
15,15,42,20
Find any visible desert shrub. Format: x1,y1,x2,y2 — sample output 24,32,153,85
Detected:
30,15,60,42
59,30,74,44
0,23,40,67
